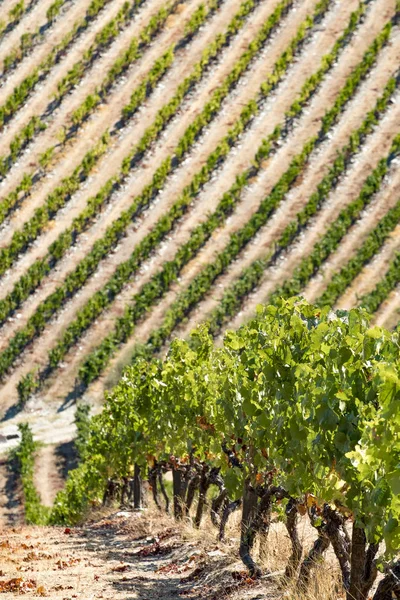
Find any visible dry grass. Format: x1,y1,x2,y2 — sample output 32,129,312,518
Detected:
173,499,344,600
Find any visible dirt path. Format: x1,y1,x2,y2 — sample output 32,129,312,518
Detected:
33,444,65,507
0,509,300,600
0,400,89,447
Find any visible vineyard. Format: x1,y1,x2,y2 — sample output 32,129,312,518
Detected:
0,0,400,596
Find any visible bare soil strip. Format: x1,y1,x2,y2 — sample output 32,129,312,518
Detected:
333,213,400,310
0,510,286,600
0,0,40,51
33,444,67,507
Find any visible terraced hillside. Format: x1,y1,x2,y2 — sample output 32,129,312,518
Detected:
0,0,400,441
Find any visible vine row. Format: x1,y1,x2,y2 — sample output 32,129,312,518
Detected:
317,197,400,307
10,423,49,525
113,20,397,370
0,0,115,130
76,3,391,385
0,0,223,225
0,1,289,380
205,71,400,336
0,0,71,78
0,133,110,275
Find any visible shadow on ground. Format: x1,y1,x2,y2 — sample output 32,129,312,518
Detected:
0,455,23,526
55,440,78,479
62,512,255,600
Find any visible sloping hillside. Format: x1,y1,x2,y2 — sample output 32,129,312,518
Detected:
0,0,399,438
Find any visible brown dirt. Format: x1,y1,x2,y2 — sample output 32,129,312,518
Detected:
33,445,65,507
0,506,340,600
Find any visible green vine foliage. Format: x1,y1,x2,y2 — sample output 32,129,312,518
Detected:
11,424,49,525
51,297,400,564
74,403,92,460
317,197,400,307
